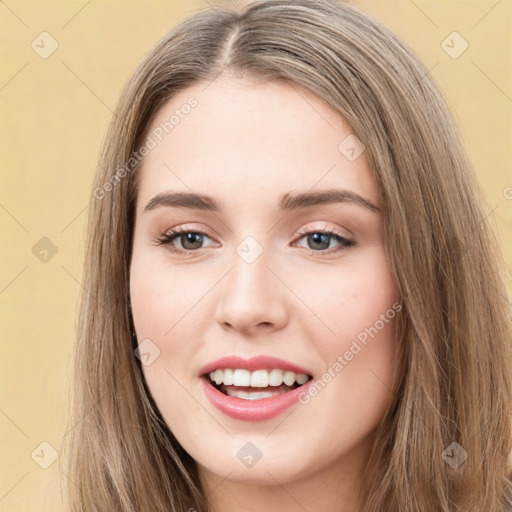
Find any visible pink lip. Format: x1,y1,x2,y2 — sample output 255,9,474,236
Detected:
201,376,313,422
198,355,312,376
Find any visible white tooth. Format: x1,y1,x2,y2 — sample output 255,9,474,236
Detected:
214,369,224,385
283,371,296,386
250,369,269,387
223,368,234,385
268,369,283,386
233,368,251,386
225,388,284,400
209,372,215,381
296,373,309,385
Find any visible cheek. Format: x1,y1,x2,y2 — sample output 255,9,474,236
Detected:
129,256,205,431
129,248,206,337
129,249,211,398
304,248,400,406
303,247,398,344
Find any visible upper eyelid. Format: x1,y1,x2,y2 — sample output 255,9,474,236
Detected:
296,223,347,237
164,221,349,236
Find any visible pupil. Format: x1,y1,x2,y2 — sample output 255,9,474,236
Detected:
309,233,329,250
182,233,202,250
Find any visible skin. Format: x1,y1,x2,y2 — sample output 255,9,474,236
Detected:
130,76,401,512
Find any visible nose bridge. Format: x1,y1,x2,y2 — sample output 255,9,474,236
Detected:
232,237,271,296
214,234,288,332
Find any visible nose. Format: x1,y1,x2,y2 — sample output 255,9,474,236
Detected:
214,245,289,335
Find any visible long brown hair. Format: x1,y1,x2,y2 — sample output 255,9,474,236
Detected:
60,1,512,510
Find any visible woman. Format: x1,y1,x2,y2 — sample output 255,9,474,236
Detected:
61,1,512,510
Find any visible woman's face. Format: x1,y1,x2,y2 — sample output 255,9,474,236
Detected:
130,76,400,490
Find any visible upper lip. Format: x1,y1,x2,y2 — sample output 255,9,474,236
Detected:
199,355,313,377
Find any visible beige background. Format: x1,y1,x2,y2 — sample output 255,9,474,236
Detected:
1,0,510,510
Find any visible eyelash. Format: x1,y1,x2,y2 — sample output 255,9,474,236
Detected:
153,225,356,257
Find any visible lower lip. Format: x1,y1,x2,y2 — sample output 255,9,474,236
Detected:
201,376,313,422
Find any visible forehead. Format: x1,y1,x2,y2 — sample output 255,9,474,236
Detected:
136,77,378,211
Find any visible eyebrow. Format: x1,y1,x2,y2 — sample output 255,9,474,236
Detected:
143,189,380,214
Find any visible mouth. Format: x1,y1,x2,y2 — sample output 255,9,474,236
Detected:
199,355,315,420
202,368,313,400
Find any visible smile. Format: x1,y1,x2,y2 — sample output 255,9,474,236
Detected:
199,356,314,421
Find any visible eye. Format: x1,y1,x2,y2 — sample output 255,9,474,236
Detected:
293,226,356,255
153,227,216,255
153,225,357,256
